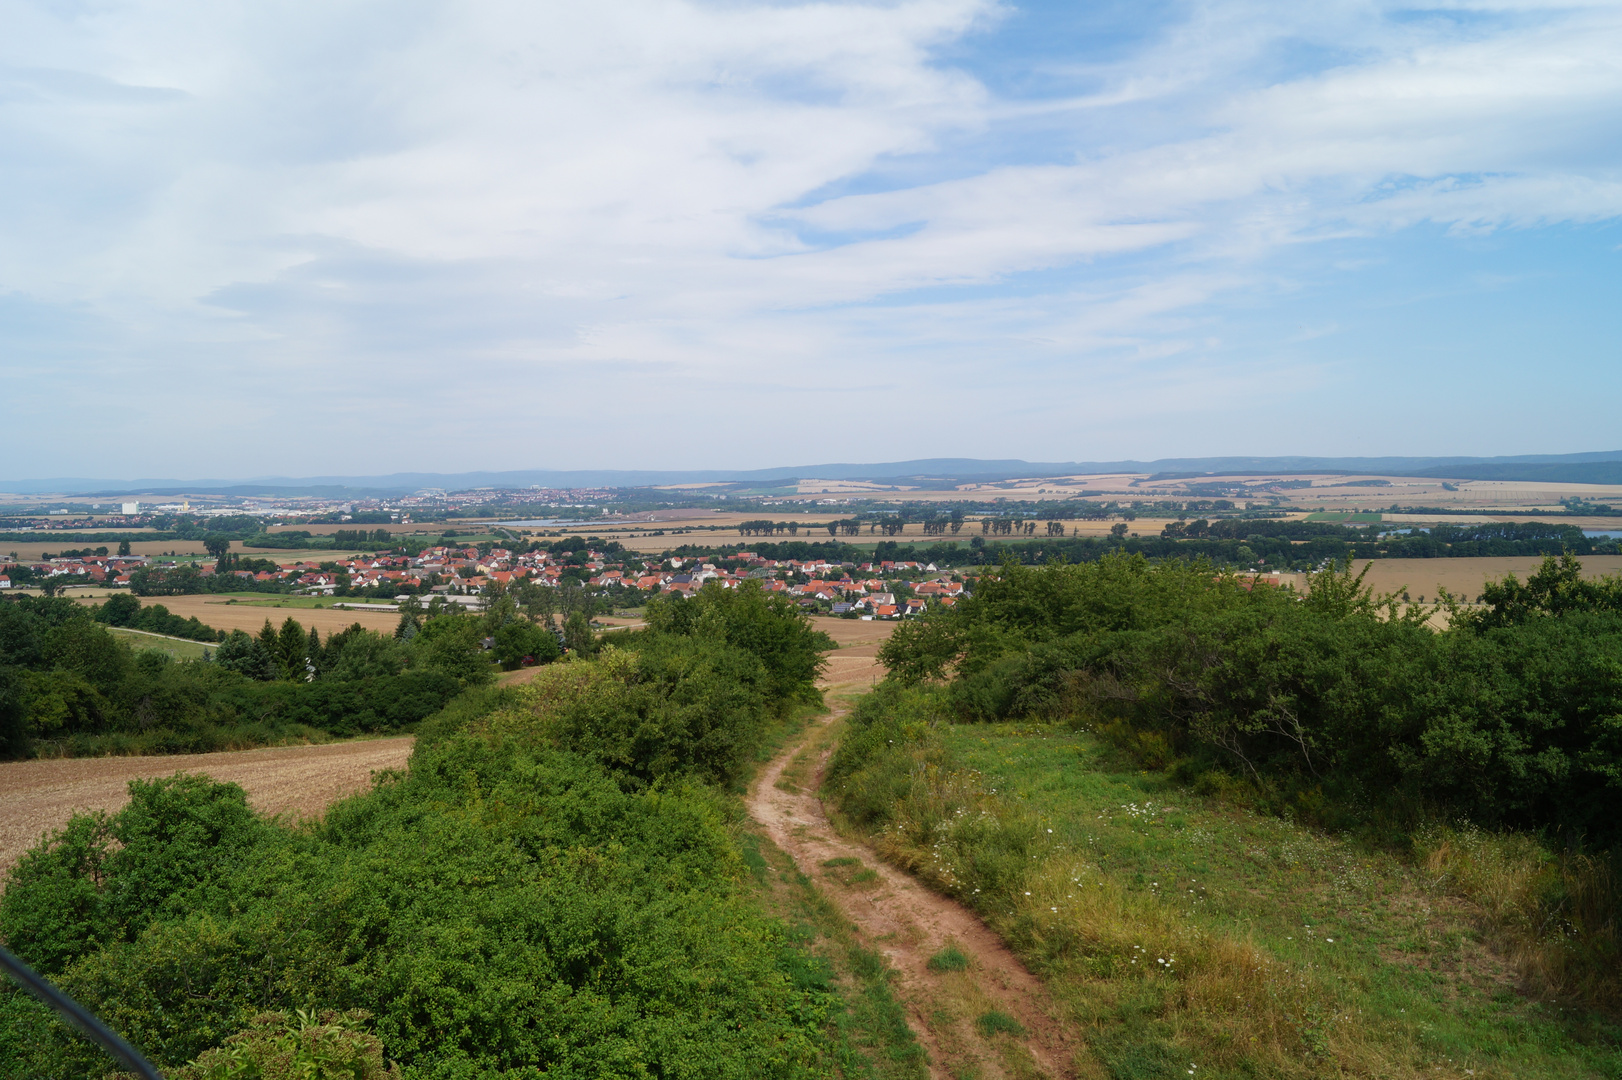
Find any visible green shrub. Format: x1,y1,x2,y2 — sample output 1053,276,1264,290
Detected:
175,1009,400,1080
491,640,774,790
0,774,266,977
879,553,1622,843
2,739,831,1078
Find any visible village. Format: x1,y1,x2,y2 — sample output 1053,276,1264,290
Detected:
0,544,969,618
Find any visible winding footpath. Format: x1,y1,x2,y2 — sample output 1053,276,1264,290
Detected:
747,710,1080,1080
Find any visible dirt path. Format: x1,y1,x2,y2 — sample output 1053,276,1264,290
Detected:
748,713,1080,1079
0,738,413,878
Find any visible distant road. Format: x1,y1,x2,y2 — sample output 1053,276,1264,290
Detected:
0,737,413,879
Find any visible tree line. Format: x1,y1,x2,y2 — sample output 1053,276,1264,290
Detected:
0,593,512,758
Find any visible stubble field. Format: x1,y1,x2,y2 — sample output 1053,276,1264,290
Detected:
0,737,414,877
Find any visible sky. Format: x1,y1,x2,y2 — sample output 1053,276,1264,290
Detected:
2,0,1621,478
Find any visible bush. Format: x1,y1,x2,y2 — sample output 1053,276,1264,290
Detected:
488,639,773,790
1,739,830,1078
645,581,833,706
880,554,1622,843
175,1010,400,1080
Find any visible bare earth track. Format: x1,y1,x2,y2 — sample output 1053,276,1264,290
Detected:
0,738,413,877
749,708,1080,1078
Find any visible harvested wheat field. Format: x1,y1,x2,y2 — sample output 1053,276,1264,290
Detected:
92,594,404,636
811,615,895,695
1350,554,1622,602
0,737,413,879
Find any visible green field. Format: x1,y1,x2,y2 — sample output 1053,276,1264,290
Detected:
829,720,1622,1079
106,627,214,660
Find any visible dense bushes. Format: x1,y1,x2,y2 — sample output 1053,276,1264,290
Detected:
642,583,833,706
473,582,832,791
0,595,489,758
0,577,838,1078
877,553,1622,842
0,746,830,1077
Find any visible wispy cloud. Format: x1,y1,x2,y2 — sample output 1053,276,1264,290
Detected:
1,0,1619,474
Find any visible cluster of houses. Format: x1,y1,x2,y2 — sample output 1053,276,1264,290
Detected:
0,546,969,618
0,554,153,588
581,554,966,617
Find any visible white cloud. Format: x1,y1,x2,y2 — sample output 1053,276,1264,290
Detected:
1,0,1620,472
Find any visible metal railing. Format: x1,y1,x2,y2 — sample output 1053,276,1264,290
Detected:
0,945,164,1079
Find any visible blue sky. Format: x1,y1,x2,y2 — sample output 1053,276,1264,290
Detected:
2,0,1619,477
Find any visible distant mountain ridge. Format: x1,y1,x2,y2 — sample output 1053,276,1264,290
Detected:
3,451,1621,497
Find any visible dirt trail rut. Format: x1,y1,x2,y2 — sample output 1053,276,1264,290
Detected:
748,713,1079,1079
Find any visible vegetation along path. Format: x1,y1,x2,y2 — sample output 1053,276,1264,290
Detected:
748,709,1081,1080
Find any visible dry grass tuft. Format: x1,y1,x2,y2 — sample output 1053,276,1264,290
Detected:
1416,823,1621,1011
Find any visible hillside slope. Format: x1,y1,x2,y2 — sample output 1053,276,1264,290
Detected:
823,719,1622,1079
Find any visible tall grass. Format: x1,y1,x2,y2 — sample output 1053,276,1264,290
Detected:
827,717,1341,1075
1415,824,1621,1011
823,688,1622,1077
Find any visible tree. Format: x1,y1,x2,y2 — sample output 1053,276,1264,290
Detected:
215,630,275,680
117,540,131,556
518,580,557,629
203,534,232,563
395,596,423,641
276,617,308,681
95,593,143,628
491,620,559,670
563,611,596,658
1110,523,1129,540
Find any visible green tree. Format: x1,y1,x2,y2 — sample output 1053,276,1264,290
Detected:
394,597,423,641
278,618,308,681
117,540,132,556
95,593,144,628
563,611,596,658
491,620,558,670
215,630,275,680
411,612,492,684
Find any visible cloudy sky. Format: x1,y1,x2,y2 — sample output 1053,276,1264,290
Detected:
3,0,1620,477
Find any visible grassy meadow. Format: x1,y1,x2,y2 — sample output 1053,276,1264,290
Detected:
104,627,214,661
826,718,1622,1079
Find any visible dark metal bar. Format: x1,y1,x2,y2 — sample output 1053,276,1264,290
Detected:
0,945,165,1080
